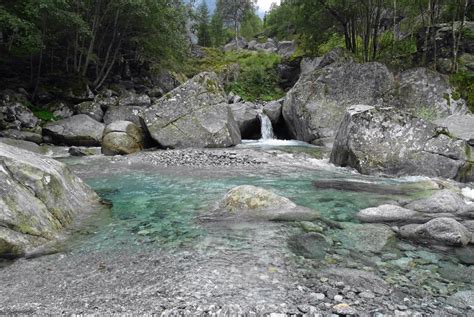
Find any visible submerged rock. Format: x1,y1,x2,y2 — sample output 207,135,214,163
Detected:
330,105,473,181
43,114,105,146
335,223,396,253
142,72,241,148
0,142,102,257
216,185,320,221
282,54,394,143
102,121,144,155
288,232,331,260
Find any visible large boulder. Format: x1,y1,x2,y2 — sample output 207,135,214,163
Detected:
229,102,260,139
395,68,467,119
103,106,143,126
400,218,471,246
216,185,320,221
277,40,296,59
435,114,474,145
0,102,38,130
43,114,105,146
282,57,394,143
223,37,248,51
0,142,102,257
117,91,151,107
142,72,241,148
263,100,283,125
74,101,104,122
334,222,396,253
405,189,466,214
330,105,474,181
101,121,144,155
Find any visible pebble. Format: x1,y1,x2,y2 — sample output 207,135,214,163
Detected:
311,293,326,301
332,303,357,315
334,295,343,302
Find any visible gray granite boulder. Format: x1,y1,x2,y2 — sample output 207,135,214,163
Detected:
0,142,102,257
400,218,471,246
142,72,241,148
330,105,473,181
229,102,260,139
74,101,104,122
396,67,467,119
0,102,38,130
356,205,419,223
43,114,105,146
282,57,394,143
102,121,144,155
263,100,283,125
435,114,474,145
405,190,466,214
0,129,43,144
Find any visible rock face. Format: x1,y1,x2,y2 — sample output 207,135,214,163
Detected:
43,114,105,146
102,121,144,155
229,102,260,139
216,185,320,221
0,142,102,257
435,114,474,145
282,56,394,143
396,68,467,119
142,72,241,148
330,105,473,181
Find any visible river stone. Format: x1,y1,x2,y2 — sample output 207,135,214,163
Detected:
356,205,418,223
288,232,331,260
0,142,102,257
217,185,320,221
43,114,105,146
229,102,260,139
411,218,471,246
446,290,474,310
118,91,151,107
330,105,473,181
0,129,42,144
282,55,394,143
102,121,144,155
396,68,467,119
320,268,390,295
434,114,474,144
74,101,104,122
335,223,396,253
405,190,466,214
143,72,241,148
103,106,143,126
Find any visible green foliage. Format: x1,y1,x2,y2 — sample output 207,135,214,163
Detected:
240,10,263,40
197,0,211,47
415,105,439,121
317,33,345,55
450,71,474,112
31,109,56,122
185,48,284,101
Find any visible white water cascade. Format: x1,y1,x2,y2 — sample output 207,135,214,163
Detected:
258,113,275,140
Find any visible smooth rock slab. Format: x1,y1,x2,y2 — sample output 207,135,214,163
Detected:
0,142,102,257
288,232,331,260
43,114,105,146
335,223,396,253
356,205,418,223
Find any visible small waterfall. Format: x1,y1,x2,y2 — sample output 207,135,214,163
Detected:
258,113,275,140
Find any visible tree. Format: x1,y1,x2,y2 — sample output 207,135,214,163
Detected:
217,0,257,43
197,0,211,46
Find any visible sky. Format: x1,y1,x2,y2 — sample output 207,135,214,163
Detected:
199,0,281,18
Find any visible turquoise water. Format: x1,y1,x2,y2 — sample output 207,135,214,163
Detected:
74,168,428,252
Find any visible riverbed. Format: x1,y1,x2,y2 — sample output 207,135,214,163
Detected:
0,142,473,315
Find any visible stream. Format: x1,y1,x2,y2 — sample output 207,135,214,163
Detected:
0,135,473,315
